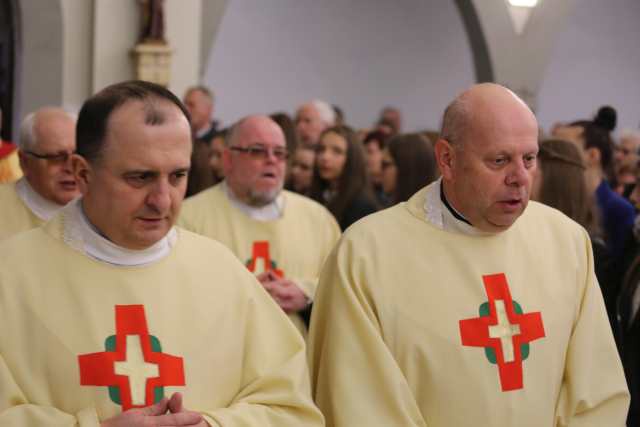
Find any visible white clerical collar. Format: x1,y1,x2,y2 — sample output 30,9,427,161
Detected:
423,178,494,236
223,181,285,221
61,198,177,266
15,177,66,221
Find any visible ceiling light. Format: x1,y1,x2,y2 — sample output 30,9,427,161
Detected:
508,0,538,7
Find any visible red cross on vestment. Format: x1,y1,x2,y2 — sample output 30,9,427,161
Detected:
247,240,284,277
78,305,185,411
459,273,545,391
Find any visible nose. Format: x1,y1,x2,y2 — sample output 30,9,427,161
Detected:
146,179,172,213
62,153,74,173
265,148,279,164
505,160,531,187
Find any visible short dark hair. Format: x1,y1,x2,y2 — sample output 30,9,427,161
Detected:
270,112,299,153
185,85,214,102
363,130,388,150
76,80,191,163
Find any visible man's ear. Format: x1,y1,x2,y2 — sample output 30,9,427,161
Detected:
72,154,92,195
585,147,601,168
17,151,29,178
435,138,457,181
221,147,233,176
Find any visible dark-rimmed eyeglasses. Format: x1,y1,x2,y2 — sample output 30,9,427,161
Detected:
24,150,74,164
229,145,288,161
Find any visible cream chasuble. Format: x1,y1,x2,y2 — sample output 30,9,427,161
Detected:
180,183,341,334
308,180,629,427
0,201,323,426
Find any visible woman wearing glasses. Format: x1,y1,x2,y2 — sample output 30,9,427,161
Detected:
310,125,378,230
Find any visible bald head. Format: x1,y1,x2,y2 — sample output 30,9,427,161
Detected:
226,115,284,148
436,83,539,232
223,115,287,206
440,83,537,148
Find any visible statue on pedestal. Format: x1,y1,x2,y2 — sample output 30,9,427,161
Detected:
139,0,166,43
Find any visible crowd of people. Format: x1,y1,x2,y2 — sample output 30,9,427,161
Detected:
1,80,640,426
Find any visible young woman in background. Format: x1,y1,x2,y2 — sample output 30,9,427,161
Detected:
310,125,378,230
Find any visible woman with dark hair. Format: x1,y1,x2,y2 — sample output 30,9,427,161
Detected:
532,139,619,326
533,139,600,234
310,125,378,230
555,106,635,260
286,145,315,196
363,130,389,205
270,112,299,154
381,133,437,205
208,127,227,183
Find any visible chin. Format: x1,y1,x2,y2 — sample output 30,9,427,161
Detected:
494,215,521,229
135,233,167,249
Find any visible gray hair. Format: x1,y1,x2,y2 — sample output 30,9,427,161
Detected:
620,128,640,142
18,112,37,151
310,99,336,127
18,109,77,151
185,85,214,103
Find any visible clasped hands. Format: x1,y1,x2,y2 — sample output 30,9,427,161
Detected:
101,392,209,427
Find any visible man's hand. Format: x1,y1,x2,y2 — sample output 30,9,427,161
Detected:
256,271,281,300
101,393,208,427
168,393,210,427
256,271,278,285
258,272,309,314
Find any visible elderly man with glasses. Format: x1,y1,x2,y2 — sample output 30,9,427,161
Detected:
0,107,79,240
180,115,340,336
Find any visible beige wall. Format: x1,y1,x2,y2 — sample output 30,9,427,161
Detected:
19,0,233,119
165,0,202,98
91,0,139,93
19,0,63,118
92,0,203,98
61,0,93,112
200,0,229,76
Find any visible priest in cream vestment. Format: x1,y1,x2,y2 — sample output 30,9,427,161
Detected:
0,108,79,240
0,81,323,427
180,115,340,334
308,84,629,426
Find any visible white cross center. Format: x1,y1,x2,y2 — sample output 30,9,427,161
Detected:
488,300,521,363
115,335,159,405
254,257,267,275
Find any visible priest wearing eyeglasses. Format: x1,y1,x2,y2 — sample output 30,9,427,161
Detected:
180,115,340,336
0,107,79,240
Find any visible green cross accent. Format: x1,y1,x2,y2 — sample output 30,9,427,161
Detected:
478,301,530,364
245,259,278,270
